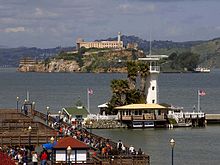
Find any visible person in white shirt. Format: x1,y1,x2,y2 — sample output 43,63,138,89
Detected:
129,145,135,154
32,151,38,165
17,152,23,165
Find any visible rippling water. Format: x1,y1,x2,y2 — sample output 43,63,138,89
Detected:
0,68,220,165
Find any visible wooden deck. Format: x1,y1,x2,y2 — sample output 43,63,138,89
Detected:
0,109,57,146
0,109,150,165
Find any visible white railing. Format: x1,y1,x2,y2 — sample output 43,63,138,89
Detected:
87,114,118,120
184,112,205,118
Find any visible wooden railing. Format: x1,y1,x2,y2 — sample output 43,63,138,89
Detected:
52,155,150,165
0,134,56,146
121,114,166,121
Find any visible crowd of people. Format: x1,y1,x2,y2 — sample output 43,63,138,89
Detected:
56,123,144,158
0,120,144,165
0,145,50,165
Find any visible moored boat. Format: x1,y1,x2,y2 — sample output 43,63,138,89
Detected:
194,67,211,73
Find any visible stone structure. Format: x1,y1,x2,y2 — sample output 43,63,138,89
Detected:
76,32,123,49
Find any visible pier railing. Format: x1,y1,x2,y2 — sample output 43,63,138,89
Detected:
0,134,56,146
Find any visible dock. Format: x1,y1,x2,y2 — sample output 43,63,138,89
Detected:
205,114,220,124
0,108,150,165
0,109,57,146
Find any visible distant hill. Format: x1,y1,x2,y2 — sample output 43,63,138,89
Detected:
101,35,205,52
2,35,220,68
0,46,75,67
98,35,220,68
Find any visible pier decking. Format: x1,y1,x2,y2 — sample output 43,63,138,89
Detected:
0,109,57,146
0,109,150,165
206,114,220,124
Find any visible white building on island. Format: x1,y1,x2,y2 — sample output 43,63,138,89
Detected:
76,32,123,50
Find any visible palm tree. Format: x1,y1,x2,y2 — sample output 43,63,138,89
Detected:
138,62,150,101
110,79,129,105
127,61,138,90
126,89,143,104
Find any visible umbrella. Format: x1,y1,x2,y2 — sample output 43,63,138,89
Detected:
42,142,57,150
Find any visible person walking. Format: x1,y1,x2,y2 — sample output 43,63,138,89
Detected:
17,152,23,165
117,140,124,153
32,151,38,165
40,149,48,165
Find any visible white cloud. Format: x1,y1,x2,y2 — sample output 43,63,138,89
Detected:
34,7,58,18
4,27,25,33
118,3,156,14
34,8,44,17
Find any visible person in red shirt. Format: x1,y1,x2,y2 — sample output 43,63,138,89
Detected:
40,149,48,165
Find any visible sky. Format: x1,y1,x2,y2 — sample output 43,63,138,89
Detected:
0,0,220,48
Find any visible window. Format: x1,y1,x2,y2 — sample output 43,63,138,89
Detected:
152,100,155,103
152,86,155,90
135,110,138,115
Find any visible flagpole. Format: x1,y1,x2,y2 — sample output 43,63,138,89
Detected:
87,88,90,114
27,90,29,102
197,90,200,112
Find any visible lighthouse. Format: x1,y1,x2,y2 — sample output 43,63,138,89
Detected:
139,48,168,104
139,55,161,103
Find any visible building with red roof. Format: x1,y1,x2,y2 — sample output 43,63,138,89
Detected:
52,137,89,163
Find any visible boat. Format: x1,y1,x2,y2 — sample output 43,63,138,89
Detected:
167,106,205,127
194,67,211,73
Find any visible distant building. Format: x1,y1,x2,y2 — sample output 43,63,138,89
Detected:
18,57,37,72
19,57,36,66
76,32,123,50
126,43,138,50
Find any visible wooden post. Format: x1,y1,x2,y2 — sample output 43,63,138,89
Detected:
37,133,39,146
19,136,21,146
1,136,3,147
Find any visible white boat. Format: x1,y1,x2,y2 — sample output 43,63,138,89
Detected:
194,67,210,73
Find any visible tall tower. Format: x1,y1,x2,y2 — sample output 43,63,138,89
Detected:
118,32,121,43
139,56,160,104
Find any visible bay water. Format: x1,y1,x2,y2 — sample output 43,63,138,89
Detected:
0,68,220,165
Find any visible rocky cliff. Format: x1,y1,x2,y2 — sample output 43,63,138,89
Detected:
18,49,143,73
18,59,80,72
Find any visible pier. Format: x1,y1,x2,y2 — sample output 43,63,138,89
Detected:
0,109,57,146
205,114,220,124
0,108,150,165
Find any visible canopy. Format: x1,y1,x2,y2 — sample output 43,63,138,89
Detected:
42,142,57,150
115,104,167,110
